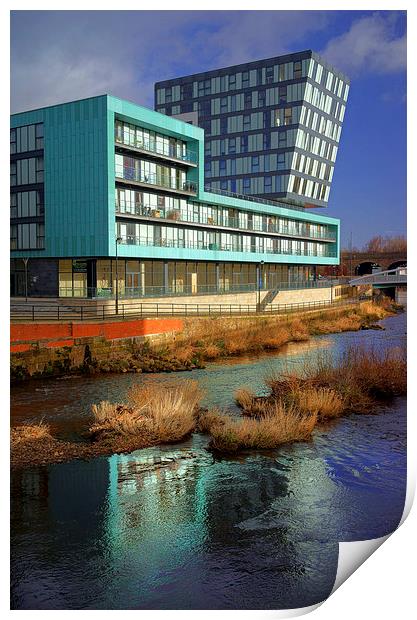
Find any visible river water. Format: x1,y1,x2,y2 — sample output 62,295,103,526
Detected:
10,312,407,610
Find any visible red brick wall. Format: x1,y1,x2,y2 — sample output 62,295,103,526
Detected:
11,318,183,351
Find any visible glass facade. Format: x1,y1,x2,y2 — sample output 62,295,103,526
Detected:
10,122,45,251
155,50,349,207
10,94,341,299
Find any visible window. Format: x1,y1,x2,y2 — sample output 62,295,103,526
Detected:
242,71,249,88
220,97,228,113
241,135,248,153
219,159,226,175
279,86,287,103
165,87,172,103
10,129,16,154
294,61,302,79
266,66,274,84
243,178,251,193
284,107,293,125
258,90,266,108
199,100,210,116
251,156,260,172
228,137,236,154
181,82,193,99
229,74,236,90
277,153,286,170
244,91,252,110
263,132,270,150
243,115,251,131
10,225,17,250
278,131,287,147
220,117,228,134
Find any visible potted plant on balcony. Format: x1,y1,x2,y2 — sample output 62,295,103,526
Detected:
166,209,181,221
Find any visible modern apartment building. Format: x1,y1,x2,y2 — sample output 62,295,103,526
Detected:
155,50,349,207
10,94,340,299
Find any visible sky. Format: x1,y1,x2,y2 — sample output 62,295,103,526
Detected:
10,10,407,249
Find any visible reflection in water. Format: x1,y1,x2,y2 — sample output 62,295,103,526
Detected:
11,313,406,609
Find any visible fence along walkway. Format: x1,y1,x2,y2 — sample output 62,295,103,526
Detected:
11,297,360,323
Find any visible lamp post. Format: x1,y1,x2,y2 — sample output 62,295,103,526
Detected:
257,260,264,312
115,236,122,315
23,258,29,302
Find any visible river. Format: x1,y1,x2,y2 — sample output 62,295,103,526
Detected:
10,312,407,610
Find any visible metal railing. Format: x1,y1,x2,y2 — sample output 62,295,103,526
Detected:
115,137,198,165
53,279,342,301
204,186,306,213
116,169,197,194
115,203,337,242
116,234,337,257
350,268,407,286
10,296,360,323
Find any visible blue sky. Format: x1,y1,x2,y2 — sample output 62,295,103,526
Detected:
10,10,407,248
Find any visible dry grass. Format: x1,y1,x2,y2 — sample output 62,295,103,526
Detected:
11,419,51,445
91,379,204,443
207,402,317,453
268,346,406,414
203,343,222,359
173,344,196,364
289,387,345,420
235,387,256,411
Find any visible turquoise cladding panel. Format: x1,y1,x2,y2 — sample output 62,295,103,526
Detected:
11,95,109,258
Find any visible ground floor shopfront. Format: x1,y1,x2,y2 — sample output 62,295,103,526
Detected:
11,258,320,299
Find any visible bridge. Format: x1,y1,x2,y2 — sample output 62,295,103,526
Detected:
349,266,407,287
340,250,406,276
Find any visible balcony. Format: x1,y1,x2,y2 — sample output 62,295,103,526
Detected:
115,169,198,196
115,203,337,243
118,234,337,258
115,136,197,167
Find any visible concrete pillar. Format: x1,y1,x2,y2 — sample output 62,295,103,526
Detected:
216,262,220,292
140,261,145,296
164,261,169,294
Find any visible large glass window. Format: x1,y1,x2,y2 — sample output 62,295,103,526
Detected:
10,123,44,155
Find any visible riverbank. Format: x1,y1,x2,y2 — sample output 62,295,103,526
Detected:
11,313,406,469
11,299,401,382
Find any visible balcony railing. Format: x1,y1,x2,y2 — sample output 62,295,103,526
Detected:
115,136,197,165
204,186,306,213
118,235,337,258
116,168,197,194
115,203,337,242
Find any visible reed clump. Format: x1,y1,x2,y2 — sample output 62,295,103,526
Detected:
11,419,51,445
205,402,317,453
90,379,204,443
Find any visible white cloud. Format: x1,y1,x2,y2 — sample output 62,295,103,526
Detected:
321,12,406,77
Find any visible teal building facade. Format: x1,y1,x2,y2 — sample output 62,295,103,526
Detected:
10,94,340,298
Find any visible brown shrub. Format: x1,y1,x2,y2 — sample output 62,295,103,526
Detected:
208,403,317,453
235,387,256,411
91,379,204,443
290,387,344,419
203,343,222,359
11,420,51,445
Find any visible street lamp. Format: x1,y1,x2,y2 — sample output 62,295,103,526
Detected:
115,236,122,315
23,258,29,302
257,260,265,312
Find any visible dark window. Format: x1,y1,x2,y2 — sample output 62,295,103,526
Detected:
219,159,226,175
279,86,287,104
165,87,172,103
220,117,228,134
243,115,251,131
199,100,211,116
244,92,252,110
228,137,236,154
241,135,248,153
181,82,193,99
220,180,228,190
294,61,302,79
10,129,16,154
277,153,286,170
229,74,236,90
181,102,193,113
278,131,287,147
242,71,249,88
251,155,260,172
266,66,274,84
264,176,272,192
243,177,251,193
263,132,270,150
220,97,228,113
258,90,266,107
